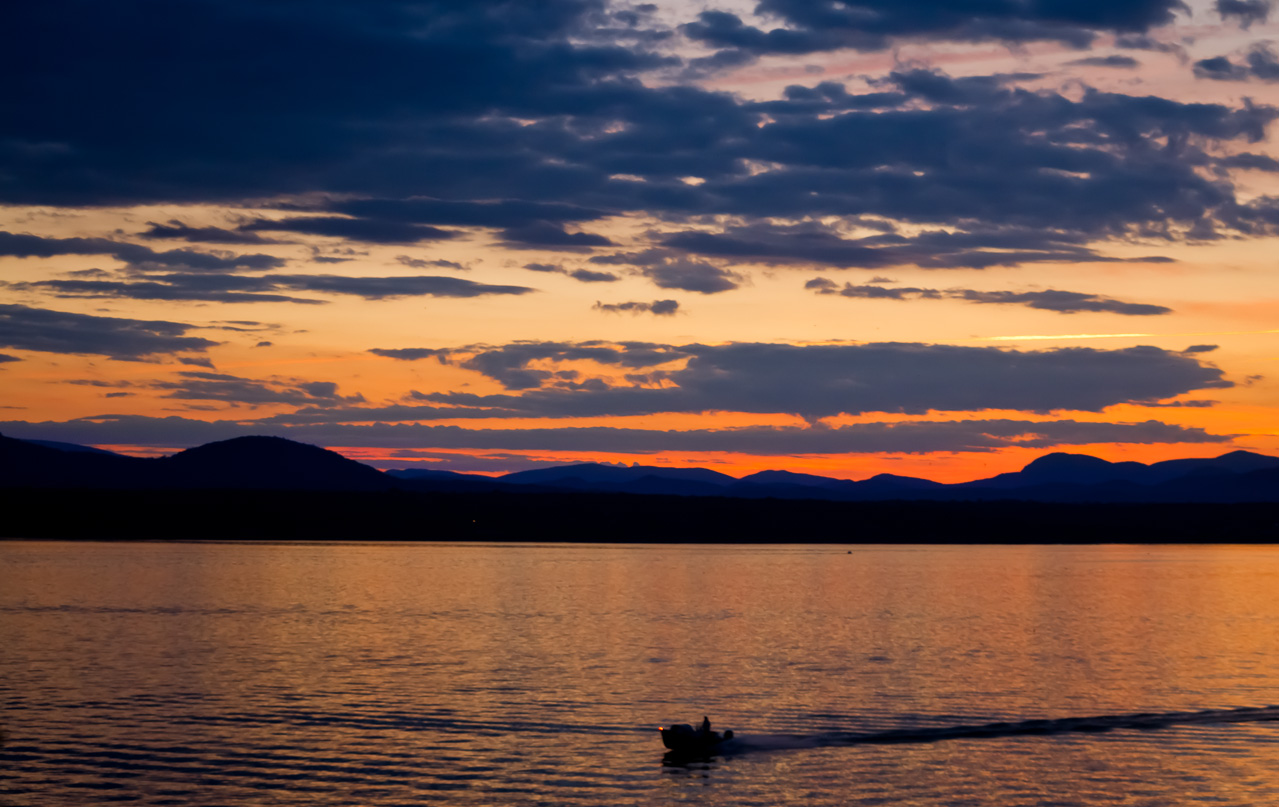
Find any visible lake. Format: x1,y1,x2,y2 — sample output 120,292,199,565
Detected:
3,541,1279,805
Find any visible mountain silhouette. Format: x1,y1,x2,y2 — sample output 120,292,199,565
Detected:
3,433,1278,502
500,463,737,489
953,450,1279,500
1,433,392,491
5,434,1279,542
23,439,122,456
0,433,155,488
164,436,393,490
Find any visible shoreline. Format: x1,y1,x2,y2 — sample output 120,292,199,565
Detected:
4,489,1277,543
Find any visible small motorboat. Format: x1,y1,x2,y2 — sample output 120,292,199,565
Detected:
659,720,734,755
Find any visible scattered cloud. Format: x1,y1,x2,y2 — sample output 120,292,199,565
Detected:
498,223,614,250
138,220,278,245
1066,55,1141,68
0,304,217,360
397,255,468,271
368,347,447,362
569,268,619,283
1194,43,1279,82
808,278,1173,315
240,217,456,244
0,231,284,273
0,415,1228,456
594,299,680,316
404,340,1230,417
149,371,366,407
680,1,1188,61
639,259,742,294
1216,0,1272,29
12,272,534,303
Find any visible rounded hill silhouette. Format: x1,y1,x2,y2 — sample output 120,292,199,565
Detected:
165,436,392,490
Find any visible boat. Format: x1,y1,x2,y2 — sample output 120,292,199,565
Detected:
659,721,734,755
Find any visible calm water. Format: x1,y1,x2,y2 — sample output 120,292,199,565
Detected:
3,542,1279,806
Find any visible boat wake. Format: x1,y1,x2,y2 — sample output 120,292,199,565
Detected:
706,705,1279,756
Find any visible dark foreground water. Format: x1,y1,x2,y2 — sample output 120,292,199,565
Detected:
3,542,1279,806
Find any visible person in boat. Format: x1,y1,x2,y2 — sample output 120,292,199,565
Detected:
697,716,732,742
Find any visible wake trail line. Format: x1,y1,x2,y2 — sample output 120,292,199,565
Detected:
728,705,1279,754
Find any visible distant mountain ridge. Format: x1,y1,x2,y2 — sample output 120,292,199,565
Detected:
4,432,1279,502
0,434,390,491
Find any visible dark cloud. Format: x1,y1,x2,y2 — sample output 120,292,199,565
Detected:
3,0,1278,361
675,76,1277,240
810,279,941,300
664,226,895,268
1216,0,1272,29
0,231,284,272
368,348,446,361
1194,44,1279,82
264,399,521,424
509,262,619,283
11,275,322,305
66,379,134,388
1135,399,1217,407
810,280,1171,315
680,0,1188,62
1195,56,1252,81
150,371,365,407
568,268,619,282
266,274,534,300
1113,33,1186,55
240,217,456,244
510,261,616,282
0,353,20,364
412,340,687,391
1217,152,1279,171
0,1,671,206
408,340,1230,417
594,299,680,315
4,1,1278,269
498,222,614,249
13,272,534,303
589,248,670,267
661,221,1150,271
879,69,1042,106
138,220,278,245
1067,55,1141,68
953,289,1171,315
397,256,467,271
330,197,608,228
639,258,742,293
0,303,217,360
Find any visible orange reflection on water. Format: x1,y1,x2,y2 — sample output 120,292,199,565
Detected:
8,543,1279,805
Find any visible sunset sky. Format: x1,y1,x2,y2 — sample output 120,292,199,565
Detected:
3,0,1279,481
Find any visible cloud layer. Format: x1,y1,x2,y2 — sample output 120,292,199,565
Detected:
377,340,1230,417
1,0,1271,470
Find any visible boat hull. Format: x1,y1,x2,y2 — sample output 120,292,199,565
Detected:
660,724,726,755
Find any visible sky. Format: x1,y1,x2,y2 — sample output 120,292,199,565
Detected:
3,0,1279,481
